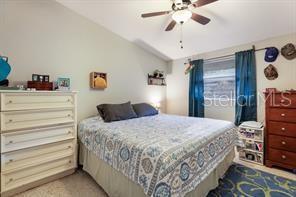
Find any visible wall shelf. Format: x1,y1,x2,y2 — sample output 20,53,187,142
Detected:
147,74,166,86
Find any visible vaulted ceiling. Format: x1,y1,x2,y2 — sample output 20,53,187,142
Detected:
56,0,296,60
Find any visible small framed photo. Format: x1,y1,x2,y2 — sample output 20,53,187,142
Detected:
57,77,70,91
32,74,39,82
39,75,44,82
43,75,50,82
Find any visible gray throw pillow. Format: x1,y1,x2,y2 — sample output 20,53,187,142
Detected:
97,102,137,122
132,103,158,117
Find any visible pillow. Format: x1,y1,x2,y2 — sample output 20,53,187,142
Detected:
132,103,158,117
97,102,137,122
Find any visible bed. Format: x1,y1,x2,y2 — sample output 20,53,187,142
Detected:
78,114,237,197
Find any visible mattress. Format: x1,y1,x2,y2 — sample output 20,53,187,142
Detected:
78,114,237,197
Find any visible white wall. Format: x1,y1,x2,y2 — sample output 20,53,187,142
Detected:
166,33,296,122
0,0,168,121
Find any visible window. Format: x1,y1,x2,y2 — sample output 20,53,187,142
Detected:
203,58,235,100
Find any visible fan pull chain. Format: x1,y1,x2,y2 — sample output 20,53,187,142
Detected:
180,23,184,49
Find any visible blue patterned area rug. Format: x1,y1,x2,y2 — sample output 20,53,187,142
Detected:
207,164,296,197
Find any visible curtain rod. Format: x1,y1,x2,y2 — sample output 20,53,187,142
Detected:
204,46,266,62
187,45,267,63
184,46,268,74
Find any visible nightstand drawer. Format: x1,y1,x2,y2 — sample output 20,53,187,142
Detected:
1,140,75,172
268,135,296,152
0,109,74,131
268,148,296,166
1,125,75,153
268,121,296,137
269,108,296,123
1,156,74,192
0,93,74,111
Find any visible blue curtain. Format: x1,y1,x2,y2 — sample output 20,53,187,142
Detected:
235,50,257,125
189,59,204,117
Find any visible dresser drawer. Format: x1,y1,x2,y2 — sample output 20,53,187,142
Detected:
1,156,74,192
0,93,75,111
1,140,75,172
268,121,296,137
270,93,296,108
268,135,296,152
1,125,75,153
0,109,75,131
269,108,296,123
268,148,296,166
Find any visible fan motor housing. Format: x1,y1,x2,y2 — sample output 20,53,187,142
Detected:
172,0,191,11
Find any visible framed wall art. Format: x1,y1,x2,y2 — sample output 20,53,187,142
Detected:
90,72,107,89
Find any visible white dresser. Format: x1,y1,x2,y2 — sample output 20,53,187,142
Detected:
0,91,77,197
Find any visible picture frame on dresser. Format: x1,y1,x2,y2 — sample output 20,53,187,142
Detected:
0,90,78,197
264,89,296,172
57,77,71,91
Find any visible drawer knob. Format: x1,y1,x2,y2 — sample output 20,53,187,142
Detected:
8,140,13,144
69,160,72,164
9,119,13,122
8,100,12,104
282,155,286,159
67,114,71,117
281,141,286,145
68,131,72,134
281,113,286,117
67,99,71,102
281,127,286,131
9,178,13,182
68,146,72,149
8,159,14,163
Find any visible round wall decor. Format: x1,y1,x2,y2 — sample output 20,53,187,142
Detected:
264,64,278,80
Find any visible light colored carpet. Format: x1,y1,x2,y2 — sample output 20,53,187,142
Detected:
13,170,108,197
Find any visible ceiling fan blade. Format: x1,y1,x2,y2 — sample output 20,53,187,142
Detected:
192,0,218,7
141,11,171,18
165,20,177,31
191,13,211,25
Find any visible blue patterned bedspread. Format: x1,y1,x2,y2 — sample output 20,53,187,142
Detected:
78,114,237,197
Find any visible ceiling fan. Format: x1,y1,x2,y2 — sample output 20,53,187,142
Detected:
141,0,218,31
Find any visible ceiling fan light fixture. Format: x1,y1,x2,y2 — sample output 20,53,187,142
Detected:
172,9,192,24
174,0,183,6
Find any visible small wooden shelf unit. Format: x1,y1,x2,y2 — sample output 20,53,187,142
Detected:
238,124,264,165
